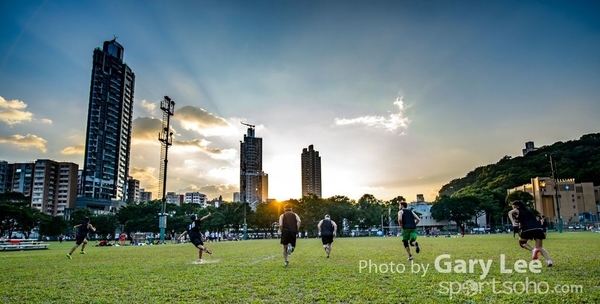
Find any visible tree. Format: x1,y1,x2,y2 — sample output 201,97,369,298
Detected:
94,213,119,238
39,215,68,238
431,195,478,229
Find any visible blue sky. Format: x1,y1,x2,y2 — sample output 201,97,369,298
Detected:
0,0,599,202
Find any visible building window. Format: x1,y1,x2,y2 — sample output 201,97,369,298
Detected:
573,205,576,209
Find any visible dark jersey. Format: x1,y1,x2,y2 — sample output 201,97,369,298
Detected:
187,220,202,238
282,213,298,233
77,222,89,237
401,210,417,229
517,208,543,231
321,219,334,236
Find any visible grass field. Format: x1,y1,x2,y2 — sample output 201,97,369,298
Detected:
1,232,599,303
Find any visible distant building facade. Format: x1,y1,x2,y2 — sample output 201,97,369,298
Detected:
508,177,600,224
301,144,322,198
139,189,152,203
240,125,264,209
522,141,537,156
126,178,140,202
0,160,78,216
185,192,207,207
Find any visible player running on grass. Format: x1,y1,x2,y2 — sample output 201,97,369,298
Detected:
279,204,301,267
177,212,213,263
398,202,421,261
67,217,96,259
317,214,337,258
508,201,553,267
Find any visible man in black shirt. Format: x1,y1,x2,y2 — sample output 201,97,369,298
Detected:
67,217,96,259
279,204,301,267
178,212,212,263
508,201,553,267
317,214,337,258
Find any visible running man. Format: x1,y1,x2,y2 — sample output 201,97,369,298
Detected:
317,214,337,258
508,201,553,267
177,212,213,263
279,204,301,267
398,202,421,261
67,217,96,259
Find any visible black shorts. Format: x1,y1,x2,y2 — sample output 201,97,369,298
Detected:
190,235,204,247
321,235,334,245
75,235,87,245
520,228,546,240
280,231,297,247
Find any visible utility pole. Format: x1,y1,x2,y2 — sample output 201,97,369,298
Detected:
548,154,563,233
158,96,175,243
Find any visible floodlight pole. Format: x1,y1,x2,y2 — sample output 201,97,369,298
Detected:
158,96,175,243
548,154,563,233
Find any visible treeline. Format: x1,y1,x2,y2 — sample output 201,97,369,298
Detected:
0,193,408,239
2,133,597,239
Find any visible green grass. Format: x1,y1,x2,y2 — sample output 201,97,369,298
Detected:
1,232,599,303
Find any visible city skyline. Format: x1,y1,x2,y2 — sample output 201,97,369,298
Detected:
1,1,599,202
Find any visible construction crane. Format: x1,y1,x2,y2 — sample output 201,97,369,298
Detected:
241,122,255,129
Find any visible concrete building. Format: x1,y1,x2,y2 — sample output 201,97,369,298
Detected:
126,177,140,202
80,38,135,211
9,162,35,197
139,189,152,203
508,177,600,224
165,192,183,206
1,160,78,216
0,161,9,194
301,144,322,198
184,192,207,207
240,125,264,209
522,141,537,156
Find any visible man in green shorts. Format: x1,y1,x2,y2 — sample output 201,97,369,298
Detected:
398,202,421,261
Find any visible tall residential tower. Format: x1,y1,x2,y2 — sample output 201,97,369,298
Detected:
79,38,135,210
301,144,322,198
240,124,264,209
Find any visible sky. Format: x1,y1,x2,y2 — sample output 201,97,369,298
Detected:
0,0,599,203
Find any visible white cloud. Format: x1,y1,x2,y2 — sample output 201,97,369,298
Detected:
0,96,27,109
335,95,411,134
60,144,85,155
139,99,156,115
0,134,48,152
39,118,53,125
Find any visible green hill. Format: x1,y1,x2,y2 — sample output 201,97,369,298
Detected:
439,133,600,198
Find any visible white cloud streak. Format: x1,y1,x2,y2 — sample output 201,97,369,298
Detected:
335,95,411,134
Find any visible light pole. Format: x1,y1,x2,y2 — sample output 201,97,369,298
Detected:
158,96,175,243
243,201,248,240
548,154,563,233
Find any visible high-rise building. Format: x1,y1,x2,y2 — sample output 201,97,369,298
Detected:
79,38,135,211
31,159,78,216
301,144,322,198
126,177,140,203
240,125,263,209
10,162,35,197
139,189,153,203
0,161,9,194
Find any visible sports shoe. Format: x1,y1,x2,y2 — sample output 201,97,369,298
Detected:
532,248,540,260
204,248,212,255
80,251,86,254
66,254,72,259
287,244,293,255
415,242,420,254
408,255,413,261
284,261,289,267
547,260,553,267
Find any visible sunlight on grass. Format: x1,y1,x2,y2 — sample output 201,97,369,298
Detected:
1,233,599,303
